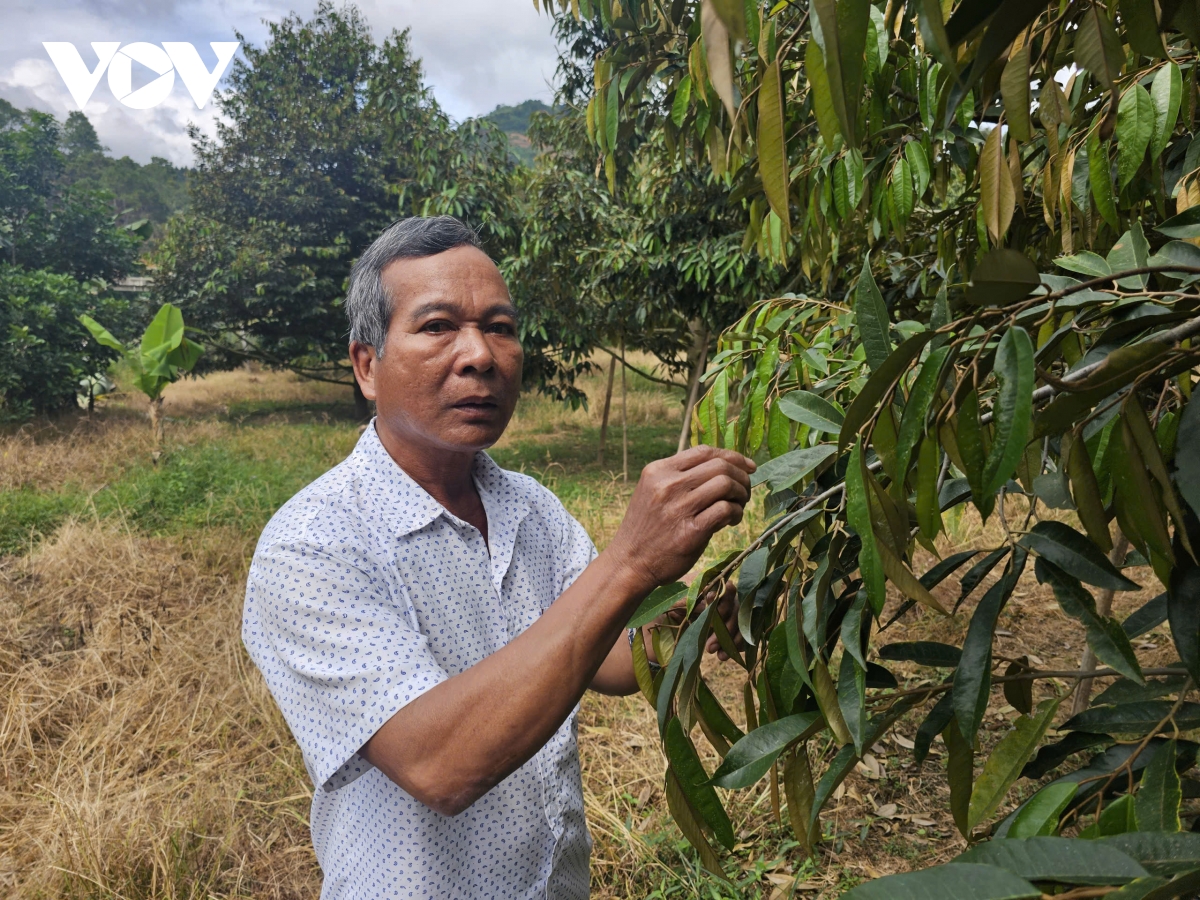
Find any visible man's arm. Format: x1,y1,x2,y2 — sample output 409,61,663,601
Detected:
360,445,754,816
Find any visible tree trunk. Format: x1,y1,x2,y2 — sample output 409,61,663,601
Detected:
148,395,164,451
621,335,628,483
353,379,370,422
1071,531,1131,716
677,325,710,453
598,352,617,465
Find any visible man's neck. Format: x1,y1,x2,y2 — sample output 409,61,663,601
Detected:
373,421,489,541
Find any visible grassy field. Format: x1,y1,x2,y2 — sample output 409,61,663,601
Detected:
0,363,1175,899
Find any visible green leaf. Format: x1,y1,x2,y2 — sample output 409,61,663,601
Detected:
1122,0,1168,57
914,691,955,764
840,863,1041,900
1095,674,1185,705
664,716,735,849
917,435,943,539
1061,701,1200,734
838,650,868,754
922,550,983,590
757,59,790,232
1156,206,1200,240
777,390,844,433
982,326,1034,494
1117,84,1155,190
670,75,692,126
811,0,853,145
658,608,714,733
969,249,1041,307
855,255,892,372
1080,791,1137,837
1021,731,1116,780
895,346,951,489
1103,833,1200,876
1137,738,1182,833
959,547,1013,608
79,314,128,354
1021,521,1140,590
1141,868,1200,900
140,303,185,360
709,712,822,788
664,768,727,876
1150,62,1183,161
835,0,870,137
628,582,687,629
805,40,842,150
1001,45,1032,143
1056,250,1112,278
1177,394,1200,520
918,0,958,69
1168,563,1200,685
847,438,886,614
906,141,930,199
1147,241,1200,283
839,332,936,451
750,444,837,491
1088,126,1120,231
891,156,915,228
954,552,1026,741
968,699,1060,832
956,836,1150,884
945,714,975,837
879,641,962,667
1006,782,1079,837
1076,4,1124,89
1102,876,1172,900
1108,222,1152,289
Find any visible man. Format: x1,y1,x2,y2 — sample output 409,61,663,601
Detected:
242,215,755,899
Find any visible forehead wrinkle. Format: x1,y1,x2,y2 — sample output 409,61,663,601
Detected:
406,299,520,321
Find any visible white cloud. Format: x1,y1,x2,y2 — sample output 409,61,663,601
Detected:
0,0,560,164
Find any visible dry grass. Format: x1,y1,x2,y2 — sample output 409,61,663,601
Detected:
0,365,1172,899
0,521,318,898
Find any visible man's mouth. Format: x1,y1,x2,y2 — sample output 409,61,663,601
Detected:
453,398,499,413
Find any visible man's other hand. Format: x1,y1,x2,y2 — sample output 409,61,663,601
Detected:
610,445,755,594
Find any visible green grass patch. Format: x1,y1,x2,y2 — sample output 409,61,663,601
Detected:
0,486,82,555
90,424,357,535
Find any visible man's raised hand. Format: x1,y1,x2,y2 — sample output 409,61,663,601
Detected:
609,445,755,594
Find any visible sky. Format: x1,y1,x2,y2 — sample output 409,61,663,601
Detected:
0,0,562,166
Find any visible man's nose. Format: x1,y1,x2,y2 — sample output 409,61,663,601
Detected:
455,326,497,374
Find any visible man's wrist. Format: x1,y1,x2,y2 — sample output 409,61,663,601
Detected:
596,535,660,603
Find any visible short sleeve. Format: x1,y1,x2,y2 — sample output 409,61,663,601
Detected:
242,538,448,793
558,510,598,595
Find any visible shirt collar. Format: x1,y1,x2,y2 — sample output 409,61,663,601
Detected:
354,422,532,564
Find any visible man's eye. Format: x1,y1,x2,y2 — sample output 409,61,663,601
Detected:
422,321,452,333
487,322,516,335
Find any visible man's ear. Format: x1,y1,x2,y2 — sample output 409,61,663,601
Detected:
349,341,379,401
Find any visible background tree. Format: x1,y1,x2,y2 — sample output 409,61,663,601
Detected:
0,106,145,418
151,3,522,416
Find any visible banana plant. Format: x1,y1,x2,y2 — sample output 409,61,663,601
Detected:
80,302,203,445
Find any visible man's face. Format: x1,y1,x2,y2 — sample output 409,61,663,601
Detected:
351,245,523,454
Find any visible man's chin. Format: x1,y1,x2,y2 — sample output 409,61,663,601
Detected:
438,420,507,452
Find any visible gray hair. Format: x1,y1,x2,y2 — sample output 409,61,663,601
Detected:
345,215,483,356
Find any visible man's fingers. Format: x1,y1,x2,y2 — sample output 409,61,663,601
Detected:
675,457,754,495
672,444,755,475
687,472,750,514
693,499,745,535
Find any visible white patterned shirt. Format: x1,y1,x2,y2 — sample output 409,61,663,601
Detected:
242,423,596,899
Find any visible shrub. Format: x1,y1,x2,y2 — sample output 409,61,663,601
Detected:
0,265,130,418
